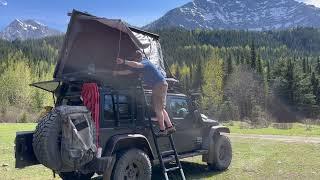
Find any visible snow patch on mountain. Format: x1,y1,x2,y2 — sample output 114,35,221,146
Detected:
0,19,62,41
144,0,320,30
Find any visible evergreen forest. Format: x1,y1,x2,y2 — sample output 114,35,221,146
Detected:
1,27,320,124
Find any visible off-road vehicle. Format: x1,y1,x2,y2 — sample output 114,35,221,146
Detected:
15,10,232,180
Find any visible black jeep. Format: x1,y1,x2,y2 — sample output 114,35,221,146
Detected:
14,10,232,180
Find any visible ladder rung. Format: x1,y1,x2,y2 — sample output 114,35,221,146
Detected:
165,166,180,172
161,150,175,157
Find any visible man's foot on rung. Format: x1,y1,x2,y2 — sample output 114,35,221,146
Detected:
157,130,168,137
166,126,176,135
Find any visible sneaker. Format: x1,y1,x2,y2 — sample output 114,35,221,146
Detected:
166,126,176,135
157,130,168,137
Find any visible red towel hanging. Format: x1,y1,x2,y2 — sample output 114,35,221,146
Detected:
81,83,100,147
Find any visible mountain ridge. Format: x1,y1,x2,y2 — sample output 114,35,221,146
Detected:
0,19,62,41
144,0,320,30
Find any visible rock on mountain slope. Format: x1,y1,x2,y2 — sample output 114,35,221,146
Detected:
144,0,320,30
0,19,62,41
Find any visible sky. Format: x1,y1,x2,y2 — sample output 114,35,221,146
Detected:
299,0,320,7
0,0,319,31
0,0,191,31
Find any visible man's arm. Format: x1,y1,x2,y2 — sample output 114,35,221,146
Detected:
117,58,144,68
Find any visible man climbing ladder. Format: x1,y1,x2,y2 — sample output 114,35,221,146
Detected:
113,50,176,136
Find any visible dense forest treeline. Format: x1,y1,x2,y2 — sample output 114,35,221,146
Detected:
157,27,320,124
0,28,320,123
0,36,63,122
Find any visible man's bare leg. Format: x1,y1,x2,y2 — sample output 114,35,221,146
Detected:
163,109,176,134
163,109,173,127
155,109,165,131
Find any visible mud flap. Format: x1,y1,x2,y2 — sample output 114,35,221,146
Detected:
15,131,39,168
102,156,116,180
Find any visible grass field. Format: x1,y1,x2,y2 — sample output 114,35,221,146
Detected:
0,123,320,180
226,121,320,137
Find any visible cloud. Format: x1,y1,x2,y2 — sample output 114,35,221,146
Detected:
296,0,320,8
305,0,320,7
0,0,8,6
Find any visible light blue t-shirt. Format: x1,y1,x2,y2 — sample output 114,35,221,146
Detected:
131,59,165,87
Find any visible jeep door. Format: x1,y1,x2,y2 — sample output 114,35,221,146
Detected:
167,95,202,153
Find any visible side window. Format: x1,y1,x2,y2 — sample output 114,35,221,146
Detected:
169,97,189,118
115,95,131,119
104,94,132,120
104,95,114,120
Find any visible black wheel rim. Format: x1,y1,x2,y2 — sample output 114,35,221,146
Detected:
124,162,140,180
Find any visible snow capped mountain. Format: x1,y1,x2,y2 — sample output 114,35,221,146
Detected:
144,0,320,30
0,19,62,41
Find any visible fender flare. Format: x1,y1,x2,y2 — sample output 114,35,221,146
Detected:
103,134,154,160
205,126,230,163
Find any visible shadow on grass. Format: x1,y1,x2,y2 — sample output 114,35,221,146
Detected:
151,161,225,180
92,161,225,180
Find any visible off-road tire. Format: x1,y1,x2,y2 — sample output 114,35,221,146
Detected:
32,110,63,171
59,172,94,180
208,135,232,171
112,149,152,180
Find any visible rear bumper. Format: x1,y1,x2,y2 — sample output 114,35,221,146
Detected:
15,131,39,168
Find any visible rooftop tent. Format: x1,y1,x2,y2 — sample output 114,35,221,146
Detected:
53,10,168,82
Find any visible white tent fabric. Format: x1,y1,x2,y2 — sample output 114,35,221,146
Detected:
133,32,167,77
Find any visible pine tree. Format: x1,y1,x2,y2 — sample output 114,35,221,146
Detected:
316,56,320,75
193,60,203,91
189,64,193,90
311,72,318,100
240,52,245,64
286,59,294,105
175,65,181,81
306,57,311,74
185,74,190,93
317,79,320,105
236,53,240,65
309,64,312,74
246,54,251,65
226,54,233,76
302,58,307,74
257,54,263,74
250,40,256,70
266,61,271,82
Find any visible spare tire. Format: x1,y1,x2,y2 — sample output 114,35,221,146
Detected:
33,109,63,170
33,106,97,172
